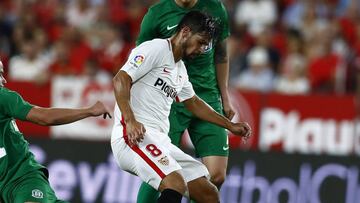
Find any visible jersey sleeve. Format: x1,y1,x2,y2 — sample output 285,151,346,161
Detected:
0,88,33,120
121,41,163,83
217,2,230,41
177,76,195,102
136,8,157,46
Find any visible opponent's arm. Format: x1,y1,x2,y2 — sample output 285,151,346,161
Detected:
26,101,111,126
183,95,251,140
214,39,235,120
113,70,146,145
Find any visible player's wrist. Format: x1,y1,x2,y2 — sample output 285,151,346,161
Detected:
124,116,136,124
224,119,233,131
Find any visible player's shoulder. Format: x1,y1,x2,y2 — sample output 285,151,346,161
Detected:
0,88,20,103
147,0,172,13
137,39,170,52
178,60,188,74
0,87,16,96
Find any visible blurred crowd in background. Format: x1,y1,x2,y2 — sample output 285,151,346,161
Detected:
0,0,359,95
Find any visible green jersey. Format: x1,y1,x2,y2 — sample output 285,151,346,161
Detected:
136,0,230,102
0,87,44,191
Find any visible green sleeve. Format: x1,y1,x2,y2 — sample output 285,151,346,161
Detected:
217,2,230,41
0,88,33,121
136,9,157,46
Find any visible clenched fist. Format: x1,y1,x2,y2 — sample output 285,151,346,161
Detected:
228,121,251,143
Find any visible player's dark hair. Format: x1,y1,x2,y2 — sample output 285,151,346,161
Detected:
176,10,218,40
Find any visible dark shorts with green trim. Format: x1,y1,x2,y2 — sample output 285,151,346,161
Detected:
1,169,68,203
169,101,229,158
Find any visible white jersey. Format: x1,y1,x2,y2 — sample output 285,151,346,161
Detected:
111,39,208,190
114,38,195,136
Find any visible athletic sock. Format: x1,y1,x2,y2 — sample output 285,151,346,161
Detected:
157,188,183,203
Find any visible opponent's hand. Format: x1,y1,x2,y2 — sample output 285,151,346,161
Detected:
223,100,235,120
126,119,146,146
89,101,112,119
228,121,251,144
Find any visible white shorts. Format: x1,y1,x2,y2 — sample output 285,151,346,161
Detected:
111,120,209,190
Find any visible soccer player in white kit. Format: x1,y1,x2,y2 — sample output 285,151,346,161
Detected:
111,11,251,203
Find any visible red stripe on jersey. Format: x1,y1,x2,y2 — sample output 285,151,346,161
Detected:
120,116,166,179
175,96,180,102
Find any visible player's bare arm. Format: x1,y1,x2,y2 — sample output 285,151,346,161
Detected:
26,101,111,126
183,95,251,140
214,39,235,120
113,70,146,146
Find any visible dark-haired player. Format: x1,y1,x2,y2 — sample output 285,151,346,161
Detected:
111,11,250,203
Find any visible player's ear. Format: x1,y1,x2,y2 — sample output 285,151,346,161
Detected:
181,26,191,39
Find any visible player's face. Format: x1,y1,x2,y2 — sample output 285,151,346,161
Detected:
0,61,6,87
182,32,211,59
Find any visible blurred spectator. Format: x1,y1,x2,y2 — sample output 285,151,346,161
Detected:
306,24,344,93
60,27,93,75
300,2,329,43
84,58,112,84
8,31,50,83
351,21,360,92
126,0,147,41
107,0,146,41
47,1,68,43
48,41,75,76
66,0,98,31
336,0,355,16
274,54,310,94
254,27,281,73
234,46,274,92
338,0,359,47
282,0,331,30
234,0,277,36
95,25,131,75
0,5,12,57
32,0,57,31
228,36,247,85
285,29,305,56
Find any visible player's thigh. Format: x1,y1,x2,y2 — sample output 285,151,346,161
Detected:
168,103,192,147
188,101,229,157
169,144,209,185
188,119,228,157
112,128,183,191
10,172,63,203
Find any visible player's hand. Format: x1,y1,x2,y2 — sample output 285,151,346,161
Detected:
89,101,112,119
126,119,146,146
228,121,251,144
223,99,235,120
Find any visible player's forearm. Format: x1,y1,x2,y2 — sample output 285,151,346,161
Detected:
214,40,230,104
216,62,230,104
184,96,231,129
27,106,94,126
113,70,136,123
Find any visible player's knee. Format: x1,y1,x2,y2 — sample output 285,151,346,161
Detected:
202,183,220,202
209,171,226,188
159,171,187,195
